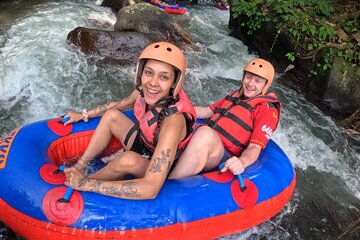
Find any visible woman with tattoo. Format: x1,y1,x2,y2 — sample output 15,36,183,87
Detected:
62,42,196,200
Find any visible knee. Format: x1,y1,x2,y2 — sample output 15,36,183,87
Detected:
101,109,121,124
194,126,220,143
109,151,138,171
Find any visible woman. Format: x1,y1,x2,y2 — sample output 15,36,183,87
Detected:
63,42,196,200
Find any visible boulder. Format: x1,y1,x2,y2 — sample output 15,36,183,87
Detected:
324,57,360,114
101,0,142,13
67,3,195,66
67,27,162,65
114,3,194,45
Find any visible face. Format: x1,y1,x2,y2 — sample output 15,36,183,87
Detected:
242,72,267,98
141,59,175,107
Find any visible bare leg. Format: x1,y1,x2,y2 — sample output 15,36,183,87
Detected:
76,109,137,170
168,126,224,179
89,151,150,181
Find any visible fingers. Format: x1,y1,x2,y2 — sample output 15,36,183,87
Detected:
64,167,84,189
63,118,72,126
64,168,71,186
220,165,228,173
223,157,245,175
61,111,82,126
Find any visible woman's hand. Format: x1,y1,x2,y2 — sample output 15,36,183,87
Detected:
63,110,83,126
64,167,87,191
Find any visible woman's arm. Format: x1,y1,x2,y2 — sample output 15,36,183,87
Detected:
64,90,139,125
195,106,214,119
64,113,186,200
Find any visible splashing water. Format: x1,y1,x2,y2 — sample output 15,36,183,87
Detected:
0,1,359,240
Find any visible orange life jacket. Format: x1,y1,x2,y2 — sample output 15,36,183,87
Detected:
207,90,281,156
134,89,196,154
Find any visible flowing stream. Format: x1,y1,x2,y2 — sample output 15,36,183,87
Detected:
0,0,359,239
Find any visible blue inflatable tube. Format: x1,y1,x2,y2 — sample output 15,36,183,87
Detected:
0,110,295,239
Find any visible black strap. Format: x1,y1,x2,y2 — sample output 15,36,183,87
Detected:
147,108,160,126
225,95,253,112
207,121,248,149
213,109,253,132
252,95,278,101
163,106,178,116
124,125,137,147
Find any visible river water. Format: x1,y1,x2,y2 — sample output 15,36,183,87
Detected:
0,0,359,239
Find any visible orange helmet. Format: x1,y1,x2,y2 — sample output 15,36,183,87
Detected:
244,58,275,94
134,42,186,98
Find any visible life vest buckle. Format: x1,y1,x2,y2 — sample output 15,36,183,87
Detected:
220,109,229,115
234,98,242,104
163,109,173,116
207,120,217,128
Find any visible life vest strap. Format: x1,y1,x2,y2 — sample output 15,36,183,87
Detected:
225,95,253,112
147,109,160,126
162,106,178,116
213,108,253,133
207,120,248,149
124,124,138,147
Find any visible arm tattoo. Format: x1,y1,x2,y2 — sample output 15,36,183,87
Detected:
89,180,102,192
116,97,129,109
75,162,88,175
149,149,171,173
101,181,140,199
95,103,109,115
77,178,88,188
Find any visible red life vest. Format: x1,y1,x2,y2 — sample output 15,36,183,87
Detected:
134,89,196,153
207,89,281,156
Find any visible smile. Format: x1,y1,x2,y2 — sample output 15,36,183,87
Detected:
145,88,160,98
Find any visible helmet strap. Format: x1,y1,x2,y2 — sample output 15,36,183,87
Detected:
135,60,147,97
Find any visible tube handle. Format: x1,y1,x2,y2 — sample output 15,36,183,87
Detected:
219,163,247,192
56,165,74,203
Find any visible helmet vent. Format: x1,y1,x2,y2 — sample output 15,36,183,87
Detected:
259,64,263,68
154,44,160,48
167,47,172,52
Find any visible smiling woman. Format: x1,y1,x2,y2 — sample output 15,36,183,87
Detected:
141,60,176,106
62,42,196,200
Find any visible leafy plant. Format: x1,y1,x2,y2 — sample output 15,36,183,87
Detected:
231,0,360,75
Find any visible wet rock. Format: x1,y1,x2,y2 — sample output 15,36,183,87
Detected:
114,3,194,45
101,0,142,13
67,27,162,66
67,3,195,66
324,57,360,114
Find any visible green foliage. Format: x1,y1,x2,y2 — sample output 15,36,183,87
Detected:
231,0,360,75
286,52,296,62
232,0,271,34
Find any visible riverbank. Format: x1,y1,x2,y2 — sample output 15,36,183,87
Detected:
228,0,360,135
